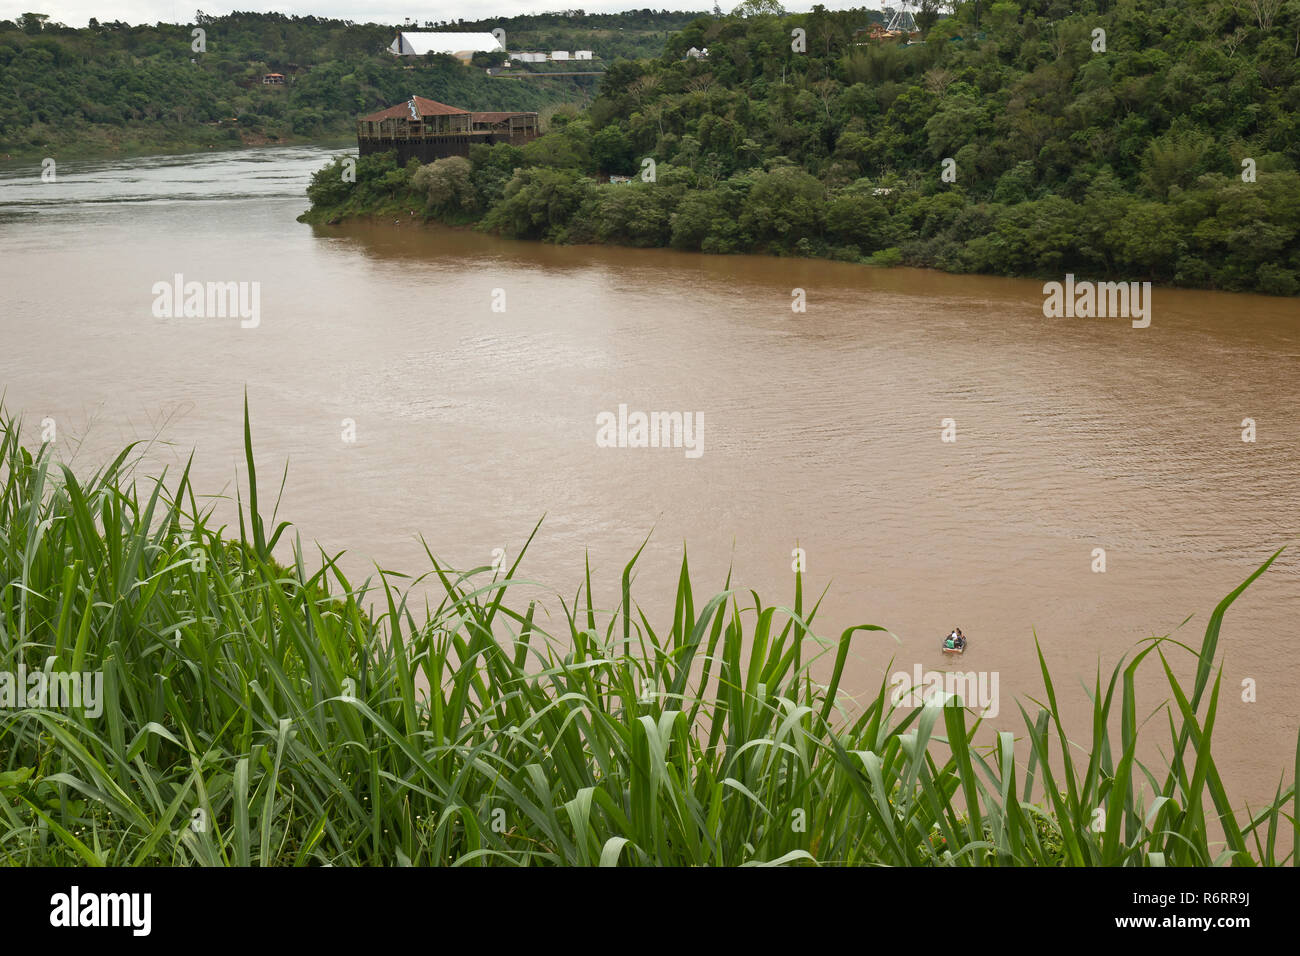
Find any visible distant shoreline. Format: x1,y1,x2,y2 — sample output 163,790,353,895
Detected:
0,136,355,166
300,208,1300,303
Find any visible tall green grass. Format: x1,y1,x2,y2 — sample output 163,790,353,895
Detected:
0,405,1295,866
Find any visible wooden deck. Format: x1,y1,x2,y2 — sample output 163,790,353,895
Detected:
356,102,539,164
357,129,538,163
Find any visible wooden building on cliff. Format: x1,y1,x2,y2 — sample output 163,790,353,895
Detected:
356,95,539,164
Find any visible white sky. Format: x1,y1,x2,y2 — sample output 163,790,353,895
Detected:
5,1,891,30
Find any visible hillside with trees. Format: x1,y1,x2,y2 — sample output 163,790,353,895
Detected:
307,0,1300,296
0,10,703,157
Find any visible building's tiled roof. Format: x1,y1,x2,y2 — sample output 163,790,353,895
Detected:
358,96,470,123
358,102,414,123
411,95,469,116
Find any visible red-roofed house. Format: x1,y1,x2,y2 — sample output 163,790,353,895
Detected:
357,96,472,138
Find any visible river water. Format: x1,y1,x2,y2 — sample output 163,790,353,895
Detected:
1,145,1297,813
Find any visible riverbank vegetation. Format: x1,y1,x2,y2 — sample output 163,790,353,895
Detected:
0,10,698,158
306,0,1300,295
1,408,1294,865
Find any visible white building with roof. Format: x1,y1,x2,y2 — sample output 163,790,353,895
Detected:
389,32,503,62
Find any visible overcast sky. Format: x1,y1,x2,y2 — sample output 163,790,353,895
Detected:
5,1,890,30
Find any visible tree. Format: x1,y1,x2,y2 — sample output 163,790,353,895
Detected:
732,0,786,17
826,188,889,250
916,1,944,35
670,188,727,249
1139,127,1222,200
591,124,635,173
1103,198,1181,277
596,184,671,246
305,156,355,209
20,12,48,34
411,155,476,213
1234,0,1284,30
739,166,824,250
481,167,591,240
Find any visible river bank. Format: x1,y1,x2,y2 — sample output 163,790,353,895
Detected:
301,150,1300,297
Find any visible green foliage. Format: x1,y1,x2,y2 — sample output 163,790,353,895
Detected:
301,152,417,223
305,0,1300,295
1140,125,1227,200
739,165,825,251
826,187,890,252
480,166,592,240
590,182,673,246
438,8,700,62
0,10,690,157
411,155,476,214
0,408,1294,866
521,121,591,169
591,124,636,173
669,186,731,250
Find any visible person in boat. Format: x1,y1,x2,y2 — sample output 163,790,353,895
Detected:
954,628,965,649
945,628,958,649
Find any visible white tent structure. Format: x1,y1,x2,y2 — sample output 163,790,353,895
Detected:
389,32,503,62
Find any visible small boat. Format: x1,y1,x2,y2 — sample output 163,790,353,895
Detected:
941,633,968,655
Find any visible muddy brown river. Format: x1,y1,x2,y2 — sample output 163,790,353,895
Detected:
1,145,1296,812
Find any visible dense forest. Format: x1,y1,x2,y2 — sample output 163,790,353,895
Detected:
307,0,1300,296
0,10,702,156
